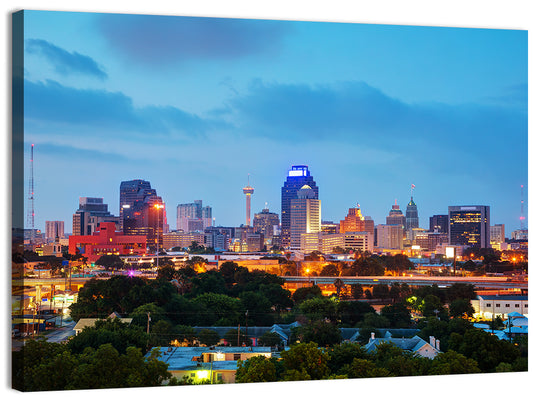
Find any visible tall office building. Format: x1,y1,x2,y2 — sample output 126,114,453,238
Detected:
253,206,280,240
429,214,449,234
176,200,212,232
448,205,490,248
376,224,404,250
281,165,319,248
72,197,119,236
386,200,406,228
490,224,505,248
120,179,168,249
45,220,64,242
289,185,321,250
405,197,419,230
119,179,155,230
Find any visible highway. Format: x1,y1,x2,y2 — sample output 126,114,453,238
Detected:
13,274,528,291
281,275,528,290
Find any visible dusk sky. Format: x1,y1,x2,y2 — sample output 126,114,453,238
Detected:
22,10,528,234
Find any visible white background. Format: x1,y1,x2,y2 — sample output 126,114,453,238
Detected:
2,1,531,398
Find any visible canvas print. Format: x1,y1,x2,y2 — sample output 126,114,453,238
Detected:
11,9,528,392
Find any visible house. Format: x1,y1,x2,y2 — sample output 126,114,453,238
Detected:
73,311,133,335
365,333,441,359
193,321,300,347
151,346,274,384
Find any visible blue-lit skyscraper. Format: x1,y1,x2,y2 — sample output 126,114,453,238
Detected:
281,165,319,248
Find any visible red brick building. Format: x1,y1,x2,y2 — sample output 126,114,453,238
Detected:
69,222,147,262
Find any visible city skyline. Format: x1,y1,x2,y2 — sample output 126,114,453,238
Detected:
21,11,527,233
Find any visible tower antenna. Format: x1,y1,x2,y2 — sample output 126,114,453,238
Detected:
27,144,35,245
520,184,525,230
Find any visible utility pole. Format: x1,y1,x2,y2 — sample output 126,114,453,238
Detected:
147,311,151,335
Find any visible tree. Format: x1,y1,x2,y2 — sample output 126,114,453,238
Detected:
338,358,390,378
239,291,274,326
130,303,166,329
258,331,283,347
280,342,330,380
297,297,337,323
327,342,369,374
447,283,476,302
157,265,178,281
292,285,323,303
198,329,220,347
380,303,412,328
67,318,148,355
448,329,521,372
448,298,475,319
428,350,480,375
372,284,390,300
191,293,243,326
95,254,125,270
349,284,364,299
320,264,340,276
189,270,228,296
295,321,342,347
259,283,293,313
236,356,278,383
337,300,376,326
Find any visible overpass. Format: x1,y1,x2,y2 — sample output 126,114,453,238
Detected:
281,275,528,290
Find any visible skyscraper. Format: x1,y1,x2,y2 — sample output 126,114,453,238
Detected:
448,205,490,248
253,205,280,240
72,197,118,236
281,165,318,248
120,180,157,230
386,199,406,228
120,179,168,249
429,214,449,234
405,197,419,230
176,200,212,232
289,185,321,250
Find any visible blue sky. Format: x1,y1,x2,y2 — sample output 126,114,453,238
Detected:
21,10,528,234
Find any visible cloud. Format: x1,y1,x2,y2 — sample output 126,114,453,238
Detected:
227,80,527,156
35,142,131,162
23,78,224,137
96,14,290,66
26,39,108,80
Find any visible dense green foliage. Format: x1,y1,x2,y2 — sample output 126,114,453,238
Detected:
12,340,171,391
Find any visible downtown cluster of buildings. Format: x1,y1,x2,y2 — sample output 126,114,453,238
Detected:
30,165,527,262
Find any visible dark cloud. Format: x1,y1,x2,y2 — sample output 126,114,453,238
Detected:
37,142,131,162
96,14,290,65
23,78,222,136
26,39,108,80
228,80,527,158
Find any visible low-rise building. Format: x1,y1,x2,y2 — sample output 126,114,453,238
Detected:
365,333,441,359
472,295,528,320
152,346,274,384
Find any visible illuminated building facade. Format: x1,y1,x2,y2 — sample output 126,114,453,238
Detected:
253,206,280,240
429,214,449,234
301,232,344,254
490,224,505,249
281,165,319,248
119,179,155,230
162,231,206,250
386,199,406,228
289,185,321,250
72,197,119,236
405,197,419,230
448,205,490,248
376,224,404,250
344,231,373,252
120,180,168,250
339,206,375,243
176,200,212,232
68,222,147,262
